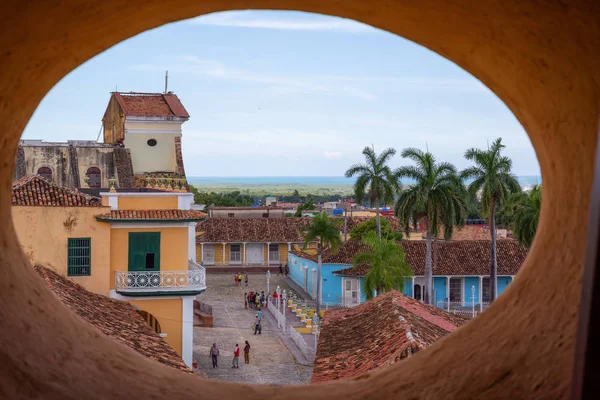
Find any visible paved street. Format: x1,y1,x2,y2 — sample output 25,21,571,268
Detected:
193,272,313,384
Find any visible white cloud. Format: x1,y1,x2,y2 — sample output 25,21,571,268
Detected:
130,56,378,101
324,152,343,159
188,11,372,33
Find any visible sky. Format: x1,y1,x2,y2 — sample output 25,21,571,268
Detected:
22,10,540,177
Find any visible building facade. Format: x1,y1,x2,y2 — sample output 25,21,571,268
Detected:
12,175,206,366
289,240,527,311
15,92,191,191
196,217,315,267
208,206,284,219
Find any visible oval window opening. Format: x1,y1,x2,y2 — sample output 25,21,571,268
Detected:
147,139,157,147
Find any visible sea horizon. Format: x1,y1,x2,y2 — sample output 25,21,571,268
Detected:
188,175,542,187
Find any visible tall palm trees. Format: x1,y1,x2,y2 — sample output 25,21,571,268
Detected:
303,212,342,319
503,185,542,248
394,148,467,305
353,231,413,299
345,146,399,240
461,138,521,301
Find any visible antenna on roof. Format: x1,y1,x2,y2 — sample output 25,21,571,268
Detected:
164,70,169,94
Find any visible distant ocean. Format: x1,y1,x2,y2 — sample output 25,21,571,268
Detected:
188,176,542,187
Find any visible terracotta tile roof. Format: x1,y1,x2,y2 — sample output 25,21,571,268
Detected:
113,92,190,118
96,209,207,222
196,217,313,243
34,265,191,373
291,240,527,276
312,291,467,383
424,224,509,241
12,175,102,207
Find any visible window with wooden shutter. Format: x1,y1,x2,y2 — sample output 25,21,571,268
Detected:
68,238,91,276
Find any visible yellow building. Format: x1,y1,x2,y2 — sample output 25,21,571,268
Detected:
98,190,206,367
12,175,206,367
195,217,315,267
12,175,112,294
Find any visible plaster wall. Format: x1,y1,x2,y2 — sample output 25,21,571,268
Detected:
12,205,112,295
0,1,598,400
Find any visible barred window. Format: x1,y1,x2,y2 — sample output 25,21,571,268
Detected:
68,238,91,276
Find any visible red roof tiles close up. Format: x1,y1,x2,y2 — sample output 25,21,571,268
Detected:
291,239,527,276
113,92,190,118
196,217,313,243
34,265,191,373
96,209,207,222
12,175,102,207
312,291,467,383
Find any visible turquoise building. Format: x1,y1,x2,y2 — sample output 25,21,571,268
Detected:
288,240,527,311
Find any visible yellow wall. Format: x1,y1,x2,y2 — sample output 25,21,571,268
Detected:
196,242,292,266
12,205,112,295
279,243,289,263
129,298,183,355
122,127,180,174
117,196,178,210
110,227,188,287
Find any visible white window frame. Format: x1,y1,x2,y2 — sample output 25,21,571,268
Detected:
268,243,280,264
229,244,242,264
342,278,360,306
203,244,215,265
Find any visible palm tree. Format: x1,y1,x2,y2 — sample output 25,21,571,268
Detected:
353,231,413,300
461,138,521,301
303,212,342,320
345,146,400,240
394,148,467,305
505,185,541,247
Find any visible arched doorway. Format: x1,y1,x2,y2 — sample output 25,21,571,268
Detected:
0,2,597,400
138,310,162,334
85,167,101,188
37,167,53,182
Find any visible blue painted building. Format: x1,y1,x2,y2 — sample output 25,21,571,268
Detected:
288,240,527,310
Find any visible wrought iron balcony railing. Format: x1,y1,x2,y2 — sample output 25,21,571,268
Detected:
115,260,206,294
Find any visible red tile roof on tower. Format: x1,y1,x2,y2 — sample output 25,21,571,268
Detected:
312,291,467,383
291,240,527,276
96,209,207,222
196,217,313,243
113,92,190,118
12,175,102,207
34,265,192,373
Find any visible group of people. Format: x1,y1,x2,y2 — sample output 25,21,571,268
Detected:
245,291,267,310
234,272,249,287
277,263,289,277
209,341,252,369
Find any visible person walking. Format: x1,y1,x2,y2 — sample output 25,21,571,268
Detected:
244,341,251,364
253,316,262,335
257,310,263,324
234,273,239,287
277,263,283,276
255,292,260,310
284,263,289,277
244,271,249,287
232,344,240,368
244,292,248,309
260,292,266,308
209,343,220,368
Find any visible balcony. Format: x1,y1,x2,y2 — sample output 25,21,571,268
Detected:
114,260,206,296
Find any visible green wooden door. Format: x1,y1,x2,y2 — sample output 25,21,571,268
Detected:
128,232,161,272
